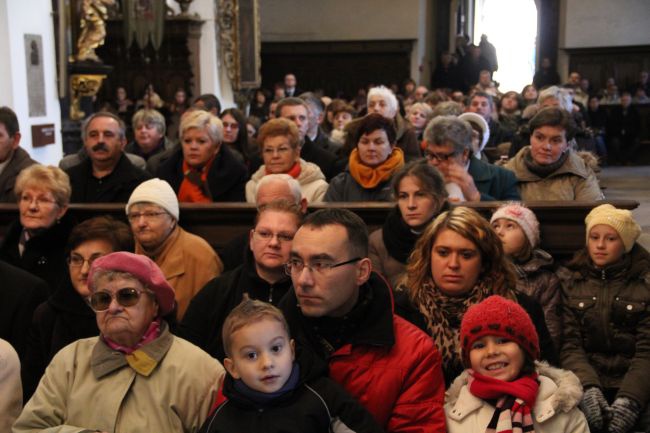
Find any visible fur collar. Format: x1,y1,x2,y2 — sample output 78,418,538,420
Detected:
446,361,583,423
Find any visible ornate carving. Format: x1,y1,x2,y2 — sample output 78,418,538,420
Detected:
217,0,260,91
69,73,107,120
76,0,116,62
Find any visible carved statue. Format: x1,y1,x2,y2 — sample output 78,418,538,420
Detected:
76,0,116,62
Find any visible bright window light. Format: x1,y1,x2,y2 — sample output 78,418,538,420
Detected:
473,0,538,93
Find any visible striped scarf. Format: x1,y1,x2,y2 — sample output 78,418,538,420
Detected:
468,370,538,433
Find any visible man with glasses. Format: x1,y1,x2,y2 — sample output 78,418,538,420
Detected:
280,208,446,432
179,199,302,362
424,115,519,202
126,178,222,320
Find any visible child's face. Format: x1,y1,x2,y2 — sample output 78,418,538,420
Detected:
469,335,525,382
588,224,626,267
224,318,295,393
491,218,528,257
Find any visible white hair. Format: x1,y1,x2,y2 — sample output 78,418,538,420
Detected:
367,86,398,118
255,174,302,204
537,86,573,112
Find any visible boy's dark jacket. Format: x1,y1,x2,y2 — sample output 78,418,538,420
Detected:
198,347,382,433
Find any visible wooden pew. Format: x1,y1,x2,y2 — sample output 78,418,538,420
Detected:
0,200,639,261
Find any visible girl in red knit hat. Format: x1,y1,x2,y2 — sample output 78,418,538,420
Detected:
445,295,588,433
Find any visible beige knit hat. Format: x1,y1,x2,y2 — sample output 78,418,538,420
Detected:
585,204,640,252
126,178,179,221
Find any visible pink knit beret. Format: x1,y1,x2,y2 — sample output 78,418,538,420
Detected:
88,251,175,315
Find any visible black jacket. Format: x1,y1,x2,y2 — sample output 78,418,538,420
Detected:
301,137,345,181
200,350,382,433
21,275,99,400
155,145,248,202
0,147,37,203
65,153,151,203
0,213,75,293
178,250,292,362
0,260,48,360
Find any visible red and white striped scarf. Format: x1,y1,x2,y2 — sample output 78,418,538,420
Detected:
468,370,539,433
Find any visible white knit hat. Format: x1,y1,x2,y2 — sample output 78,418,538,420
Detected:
126,178,179,220
459,112,490,155
490,203,540,248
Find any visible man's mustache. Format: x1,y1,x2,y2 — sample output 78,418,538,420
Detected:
91,142,109,152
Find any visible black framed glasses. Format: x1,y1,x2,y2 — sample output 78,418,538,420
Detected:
284,257,362,276
87,287,152,312
424,150,458,163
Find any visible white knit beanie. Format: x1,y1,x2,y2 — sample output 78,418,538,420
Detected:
126,178,179,220
585,204,640,252
490,203,540,248
459,112,490,155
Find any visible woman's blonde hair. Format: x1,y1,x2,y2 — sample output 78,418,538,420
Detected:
180,110,223,144
15,165,71,208
402,206,516,301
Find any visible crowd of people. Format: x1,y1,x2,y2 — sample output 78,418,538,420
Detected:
0,56,649,433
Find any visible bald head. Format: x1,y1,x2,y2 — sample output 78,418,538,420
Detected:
255,174,308,213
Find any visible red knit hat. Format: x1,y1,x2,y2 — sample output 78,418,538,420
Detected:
88,252,175,316
460,296,540,365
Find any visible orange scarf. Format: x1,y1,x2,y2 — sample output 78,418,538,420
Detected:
266,161,301,178
348,148,404,189
178,155,216,203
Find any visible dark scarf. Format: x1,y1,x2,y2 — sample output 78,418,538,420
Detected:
523,147,569,178
232,362,301,405
302,285,374,358
382,206,421,264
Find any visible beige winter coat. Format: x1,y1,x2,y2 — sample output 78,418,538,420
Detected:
0,339,21,432
13,324,224,433
505,147,604,201
445,362,589,433
245,158,329,203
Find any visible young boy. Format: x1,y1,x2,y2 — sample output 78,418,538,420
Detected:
199,296,382,433
444,296,588,433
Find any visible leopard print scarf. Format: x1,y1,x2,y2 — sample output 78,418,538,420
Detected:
414,277,516,379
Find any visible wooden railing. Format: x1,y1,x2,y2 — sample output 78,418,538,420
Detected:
0,200,639,260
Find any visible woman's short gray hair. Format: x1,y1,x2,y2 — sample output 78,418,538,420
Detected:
367,86,398,118
423,115,472,154
537,86,573,112
132,109,166,136
180,110,223,144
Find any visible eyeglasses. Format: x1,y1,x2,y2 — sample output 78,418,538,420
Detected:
20,194,58,207
223,122,239,130
67,253,103,268
253,229,294,243
262,147,292,156
127,211,168,222
284,257,362,276
87,287,152,312
424,150,458,163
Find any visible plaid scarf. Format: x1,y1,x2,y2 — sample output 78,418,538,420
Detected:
468,370,539,433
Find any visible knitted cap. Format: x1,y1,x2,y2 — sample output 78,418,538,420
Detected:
459,112,490,154
126,178,179,221
460,296,540,365
88,252,175,316
490,203,540,248
585,204,640,252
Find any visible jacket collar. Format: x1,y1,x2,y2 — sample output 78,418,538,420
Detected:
91,321,173,379
510,147,591,182
136,225,184,279
446,361,583,423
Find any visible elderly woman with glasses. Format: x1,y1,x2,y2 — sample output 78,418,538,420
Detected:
0,165,73,292
21,216,134,400
14,252,224,433
423,116,519,202
245,118,329,203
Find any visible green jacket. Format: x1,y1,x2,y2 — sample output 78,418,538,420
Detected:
558,245,650,406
